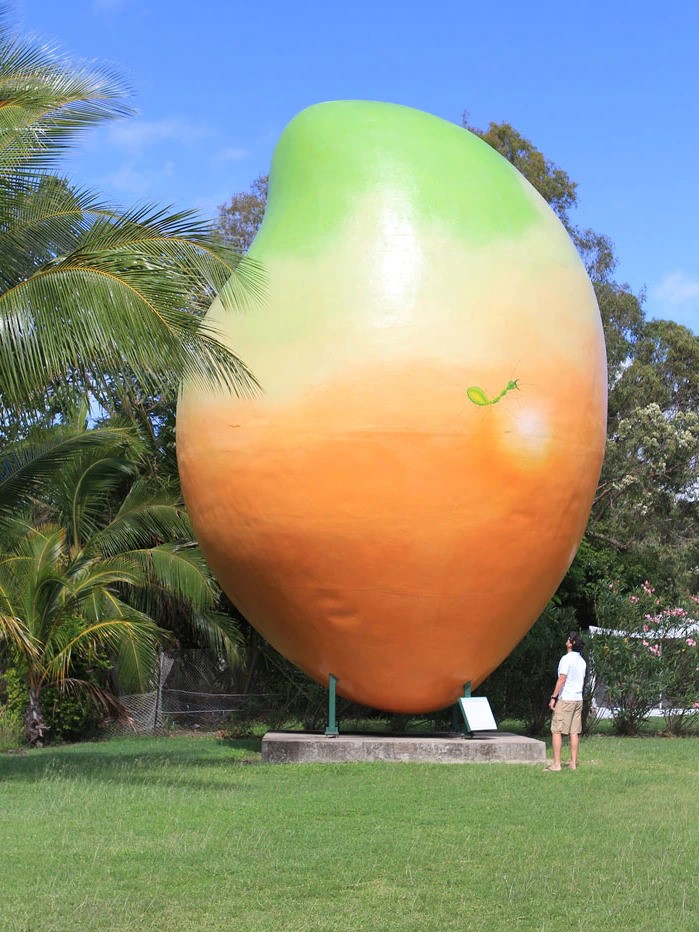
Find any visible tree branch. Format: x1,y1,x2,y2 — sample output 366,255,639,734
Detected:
586,530,629,552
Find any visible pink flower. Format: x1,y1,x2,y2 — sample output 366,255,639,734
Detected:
629,595,639,603
642,640,649,646
649,644,660,656
643,624,650,632
687,638,697,647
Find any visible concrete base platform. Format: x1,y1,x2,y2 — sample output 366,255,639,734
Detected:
261,730,546,765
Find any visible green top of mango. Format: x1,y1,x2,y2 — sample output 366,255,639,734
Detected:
249,100,548,257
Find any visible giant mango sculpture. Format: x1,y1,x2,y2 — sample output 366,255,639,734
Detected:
176,101,607,713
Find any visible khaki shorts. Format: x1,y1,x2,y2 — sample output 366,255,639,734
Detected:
551,699,583,735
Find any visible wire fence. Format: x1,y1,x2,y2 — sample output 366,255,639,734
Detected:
110,649,275,735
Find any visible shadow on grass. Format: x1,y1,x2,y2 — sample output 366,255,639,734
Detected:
0,735,263,790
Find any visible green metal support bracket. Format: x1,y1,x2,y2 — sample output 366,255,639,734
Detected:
325,673,339,736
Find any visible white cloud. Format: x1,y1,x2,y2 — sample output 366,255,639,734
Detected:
108,118,213,155
649,271,699,334
103,162,152,196
651,271,699,305
191,194,225,217
92,0,133,13
104,160,177,197
212,147,251,163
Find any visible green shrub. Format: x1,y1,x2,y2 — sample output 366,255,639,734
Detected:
41,686,105,742
0,666,27,750
0,656,111,745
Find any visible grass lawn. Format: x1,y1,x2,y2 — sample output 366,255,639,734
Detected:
0,734,696,931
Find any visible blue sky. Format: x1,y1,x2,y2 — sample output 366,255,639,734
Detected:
16,0,699,334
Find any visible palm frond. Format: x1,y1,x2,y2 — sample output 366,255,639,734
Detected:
54,452,137,550
121,544,242,662
60,676,129,720
0,16,265,417
0,26,132,176
69,563,145,600
88,480,191,557
0,176,116,290
0,523,69,644
185,609,244,665
44,613,165,693
0,222,263,407
0,609,38,660
123,543,218,609
0,426,130,516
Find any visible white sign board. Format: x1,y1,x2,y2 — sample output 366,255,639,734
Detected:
458,697,497,732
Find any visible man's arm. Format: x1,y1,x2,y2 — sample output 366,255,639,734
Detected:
548,673,567,710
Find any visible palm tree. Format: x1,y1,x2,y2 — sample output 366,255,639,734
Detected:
50,430,241,658
0,521,164,746
0,19,256,742
0,16,263,431
0,426,241,746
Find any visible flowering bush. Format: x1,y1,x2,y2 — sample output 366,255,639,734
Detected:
590,582,699,735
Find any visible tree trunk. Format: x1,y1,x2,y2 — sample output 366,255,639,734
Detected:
25,687,48,748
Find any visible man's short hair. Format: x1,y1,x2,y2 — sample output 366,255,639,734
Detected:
568,631,584,653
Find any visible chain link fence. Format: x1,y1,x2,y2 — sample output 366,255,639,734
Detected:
111,649,274,735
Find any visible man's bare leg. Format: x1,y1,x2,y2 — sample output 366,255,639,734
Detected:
550,732,563,770
569,732,579,769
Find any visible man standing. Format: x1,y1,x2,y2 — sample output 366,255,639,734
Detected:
546,631,586,771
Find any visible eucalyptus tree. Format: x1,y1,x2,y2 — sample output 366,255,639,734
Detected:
216,174,269,254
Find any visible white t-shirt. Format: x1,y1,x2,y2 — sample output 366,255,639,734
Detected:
558,651,586,701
